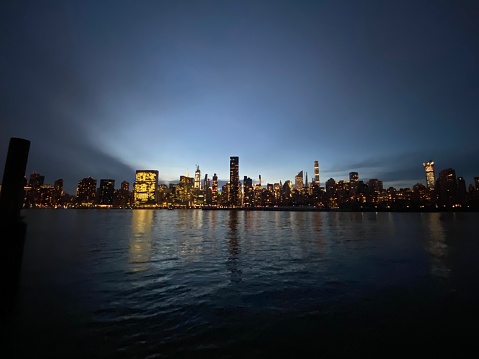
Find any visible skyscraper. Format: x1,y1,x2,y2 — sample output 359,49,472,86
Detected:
229,156,240,207
134,170,158,207
349,172,359,183
436,168,457,207
54,178,63,195
29,172,44,189
368,179,383,194
314,161,320,186
243,176,253,189
180,174,194,188
212,173,218,206
325,178,336,194
76,177,97,206
194,165,201,189
295,170,304,190
120,181,130,207
457,176,467,205
423,161,435,190
53,178,64,205
98,179,115,205
121,181,129,191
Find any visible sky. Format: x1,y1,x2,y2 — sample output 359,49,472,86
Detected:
1,0,478,193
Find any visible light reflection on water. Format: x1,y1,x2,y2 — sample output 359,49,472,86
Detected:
129,210,153,272
425,212,450,279
9,210,479,358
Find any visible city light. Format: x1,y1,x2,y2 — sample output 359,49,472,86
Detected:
10,157,479,211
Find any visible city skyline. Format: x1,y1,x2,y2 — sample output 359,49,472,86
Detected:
14,156,478,197
1,1,478,191
16,154,479,210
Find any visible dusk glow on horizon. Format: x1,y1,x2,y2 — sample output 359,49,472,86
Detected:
1,1,478,193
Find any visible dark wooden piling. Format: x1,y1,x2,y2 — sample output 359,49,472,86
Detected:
0,137,30,308
0,138,30,221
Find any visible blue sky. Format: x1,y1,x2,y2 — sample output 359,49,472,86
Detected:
1,0,478,193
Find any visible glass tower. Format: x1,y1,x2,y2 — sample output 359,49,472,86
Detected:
314,160,320,186
229,157,240,207
423,161,435,190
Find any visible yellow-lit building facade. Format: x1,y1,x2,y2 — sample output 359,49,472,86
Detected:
423,161,435,190
134,170,159,207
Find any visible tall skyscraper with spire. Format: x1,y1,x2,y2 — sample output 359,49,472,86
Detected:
314,161,320,186
194,164,201,189
229,156,240,206
423,161,435,190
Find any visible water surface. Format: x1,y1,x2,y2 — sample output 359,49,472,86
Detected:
4,210,479,357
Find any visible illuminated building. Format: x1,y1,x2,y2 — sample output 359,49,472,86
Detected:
99,179,115,206
368,179,383,198
76,177,97,206
325,178,336,194
205,177,212,205
134,170,158,207
180,175,194,188
314,161,320,186
229,156,240,207
274,183,281,202
475,177,479,191
120,181,131,207
194,165,201,189
29,172,44,189
282,180,293,203
423,161,435,190
177,183,189,204
436,168,457,208
264,184,274,205
222,183,230,206
157,184,169,205
54,178,63,195
243,176,253,207
39,184,55,207
178,174,194,205
253,185,263,207
212,173,218,205
27,171,45,205
349,172,359,183
295,171,304,190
